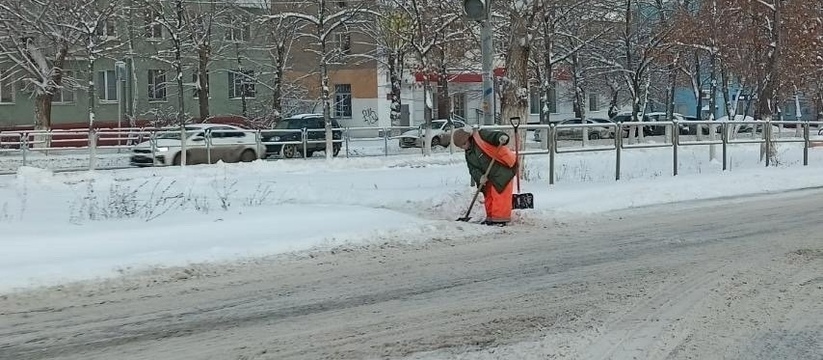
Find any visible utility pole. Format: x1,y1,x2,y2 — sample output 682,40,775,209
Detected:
463,0,494,125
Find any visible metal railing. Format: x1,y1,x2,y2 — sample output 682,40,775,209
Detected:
475,119,823,185
2,120,822,183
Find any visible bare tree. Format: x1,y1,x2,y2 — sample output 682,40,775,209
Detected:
139,0,189,126
267,0,377,160
0,0,90,131
247,0,306,123
359,8,413,131
390,0,460,156
496,0,539,136
68,1,121,130
591,0,674,143
531,0,614,148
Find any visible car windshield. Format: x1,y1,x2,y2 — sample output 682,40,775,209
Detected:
419,121,447,130
275,119,307,129
156,127,205,140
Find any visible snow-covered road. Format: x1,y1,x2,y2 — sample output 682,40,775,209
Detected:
2,188,822,360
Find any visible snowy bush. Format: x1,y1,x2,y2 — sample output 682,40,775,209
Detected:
66,173,275,224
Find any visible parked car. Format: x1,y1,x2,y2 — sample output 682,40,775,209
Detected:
646,112,688,135
130,124,264,166
261,114,343,158
534,118,615,142
716,115,757,134
397,119,466,148
611,113,657,137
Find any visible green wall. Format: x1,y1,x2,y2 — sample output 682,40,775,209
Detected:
0,4,273,129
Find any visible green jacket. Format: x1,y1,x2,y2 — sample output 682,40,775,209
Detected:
465,129,516,193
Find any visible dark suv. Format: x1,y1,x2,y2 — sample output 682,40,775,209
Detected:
261,114,343,158
611,113,659,137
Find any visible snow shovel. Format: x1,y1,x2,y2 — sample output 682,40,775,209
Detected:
457,159,496,222
510,117,534,209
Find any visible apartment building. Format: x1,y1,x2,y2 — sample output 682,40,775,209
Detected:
0,1,274,130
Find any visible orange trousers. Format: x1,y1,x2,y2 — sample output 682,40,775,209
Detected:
483,180,514,223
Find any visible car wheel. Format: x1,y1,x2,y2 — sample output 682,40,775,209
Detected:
332,144,341,157
240,149,256,162
305,150,314,158
589,132,601,140
431,136,441,148
282,144,300,158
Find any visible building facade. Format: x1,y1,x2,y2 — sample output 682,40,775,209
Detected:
0,1,275,130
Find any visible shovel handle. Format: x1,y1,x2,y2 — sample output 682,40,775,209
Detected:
460,158,497,221
509,118,522,193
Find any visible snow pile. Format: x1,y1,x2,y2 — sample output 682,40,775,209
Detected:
2,142,823,293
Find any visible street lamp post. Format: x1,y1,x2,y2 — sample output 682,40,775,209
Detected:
463,0,494,126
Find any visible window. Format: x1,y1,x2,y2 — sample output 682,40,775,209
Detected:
225,22,250,42
334,30,351,55
97,70,117,102
452,93,466,119
0,69,13,103
95,18,116,38
52,70,74,103
309,118,325,129
588,93,599,112
144,11,162,39
228,70,256,99
334,84,352,118
328,31,350,63
209,126,244,138
700,89,711,100
147,69,166,101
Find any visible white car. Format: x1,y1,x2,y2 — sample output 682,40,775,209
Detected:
130,124,265,166
397,119,466,148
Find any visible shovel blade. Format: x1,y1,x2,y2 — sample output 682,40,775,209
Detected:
512,193,534,209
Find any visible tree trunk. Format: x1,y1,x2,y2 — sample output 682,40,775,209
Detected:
608,80,619,119
816,86,823,122
388,49,403,135
321,44,333,161
758,0,780,165
708,52,718,160
665,55,677,144
174,0,185,125
236,52,247,118
197,48,210,121
540,6,555,150
694,50,703,120
422,78,433,156
32,46,67,132
720,61,734,139
624,0,642,143
87,56,96,130
501,11,531,176
571,53,587,145
272,42,284,122
34,95,53,130
436,47,450,120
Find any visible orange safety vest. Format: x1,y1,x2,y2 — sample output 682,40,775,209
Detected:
472,131,516,168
